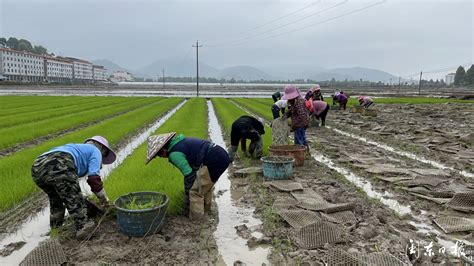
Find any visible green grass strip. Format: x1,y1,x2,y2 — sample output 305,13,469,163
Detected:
0,97,129,128
0,97,156,150
0,97,181,212
104,98,208,214
211,98,272,156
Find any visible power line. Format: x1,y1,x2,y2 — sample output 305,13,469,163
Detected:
210,0,386,47
208,1,346,47
248,0,387,44
423,62,473,74
250,1,322,31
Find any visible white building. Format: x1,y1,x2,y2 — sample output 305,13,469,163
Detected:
0,47,45,82
111,71,133,82
66,57,93,82
445,73,455,85
92,65,108,81
44,56,73,83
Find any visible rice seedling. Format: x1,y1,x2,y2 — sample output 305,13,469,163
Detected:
0,97,181,211
0,97,156,150
0,97,128,128
0,96,102,117
123,195,164,210
105,98,208,214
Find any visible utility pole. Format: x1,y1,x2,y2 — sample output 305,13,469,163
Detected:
162,69,165,89
418,71,423,95
398,76,401,93
192,41,202,97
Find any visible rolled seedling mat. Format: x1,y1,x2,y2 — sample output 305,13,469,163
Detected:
405,176,448,189
267,180,303,192
409,168,450,177
233,167,262,178
297,199,355,213
409,193,451,205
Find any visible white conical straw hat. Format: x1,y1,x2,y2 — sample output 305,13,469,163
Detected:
146,132,176,164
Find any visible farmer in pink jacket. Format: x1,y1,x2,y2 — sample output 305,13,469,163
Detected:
312,100,330,127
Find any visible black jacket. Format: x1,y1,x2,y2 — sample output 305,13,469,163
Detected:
230,116,265,146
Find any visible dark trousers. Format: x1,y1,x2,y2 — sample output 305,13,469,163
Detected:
271,105,285,119
203,145,231,183
294,127,307,146
318,105,330,126
364,102,374,109
340,99,347,110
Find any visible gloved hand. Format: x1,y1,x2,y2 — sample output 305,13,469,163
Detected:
95,189,109,207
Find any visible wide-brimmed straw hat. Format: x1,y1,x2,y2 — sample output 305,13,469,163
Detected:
282,85,301,100
84,136,116,164
146,132,176,164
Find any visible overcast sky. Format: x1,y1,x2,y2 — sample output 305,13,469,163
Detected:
0,0,472,78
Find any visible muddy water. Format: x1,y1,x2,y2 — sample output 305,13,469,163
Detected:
207,100,269,265
0,101,186,265
328,126,474,179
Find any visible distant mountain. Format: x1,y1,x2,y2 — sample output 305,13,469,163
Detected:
219,65,275,81
102,56,399,82
263,65,398,82
323,67,398,82
92,59,132,75
137,56,219,78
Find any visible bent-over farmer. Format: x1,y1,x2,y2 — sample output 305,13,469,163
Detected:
312,100,330,127
336,92,348,110
31,136,116,239
229,115,265,161
358,96,374,109
146,132,230,218
271,99,287,119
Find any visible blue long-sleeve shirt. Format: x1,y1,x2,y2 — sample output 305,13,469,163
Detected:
43,144,102,177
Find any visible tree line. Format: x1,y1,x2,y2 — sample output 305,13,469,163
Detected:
454,65,474,86
0,37,48,55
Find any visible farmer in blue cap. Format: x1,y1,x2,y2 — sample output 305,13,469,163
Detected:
146,132,230,218
31,136,116,239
